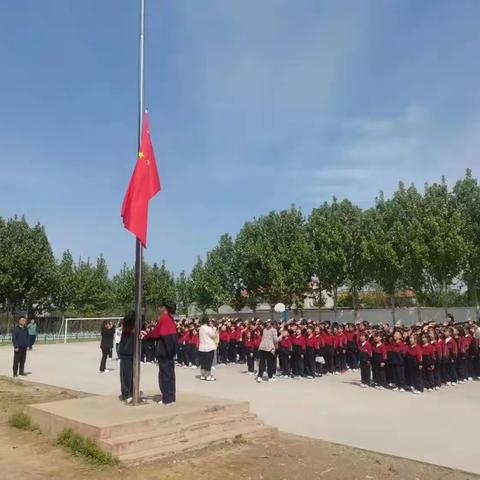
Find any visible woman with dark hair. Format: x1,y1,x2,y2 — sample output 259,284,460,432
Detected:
99,320,115,373
198,316,217,381
118,311,135,403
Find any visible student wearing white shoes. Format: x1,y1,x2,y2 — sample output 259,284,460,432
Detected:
257,320,278,383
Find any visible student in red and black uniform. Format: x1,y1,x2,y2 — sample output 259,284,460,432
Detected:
334,324,347,373
420,334,435,391
389,330,406,391
304,326,317,379
357,332,372,387
278,328,292,378
456,327,468,382
236,323,246,364
291,328,306,378
178,326,190,366
467,326,479,379
228,325,237,363
189,328,199,368
314,326,324,377
444,327,458,385
243,325,256,374
323,327,335,375
430,329,443,389
405,333,423,393
345,323,358,370
218,325,230,365
371,331,387,389
253,325,262,371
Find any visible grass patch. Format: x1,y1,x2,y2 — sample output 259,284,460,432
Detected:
232,433,247,445
8,411,39,431
56,428,118,467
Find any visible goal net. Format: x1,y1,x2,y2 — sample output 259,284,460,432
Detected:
63,317,123,344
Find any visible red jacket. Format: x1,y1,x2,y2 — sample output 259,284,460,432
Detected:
444,337,458,359
334,332,347,349
458,335,471,354
315,334,324,349
189,334,199,347
244,331,255,349
345,331,356,343
323,333,334,347
306,334,317,348
433,339,443,359
219,330,230,342
372,342,387,362
279,336,292,351
357,340,372,358
254,332,262,349
406,344,423,364
291,334,306,351
421,343,435,359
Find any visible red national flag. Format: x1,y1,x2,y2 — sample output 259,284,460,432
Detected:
121,111,161,247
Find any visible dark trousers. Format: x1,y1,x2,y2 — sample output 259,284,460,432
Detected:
324,346,334,373
360,359,371,385
245,347,255,372
228,340,237,363
13,348,27,376
457,354,467,381
304,347,316,377
199,350,215,373
278,349,291,376
372,362,386,386
237,342,245,363
291,346,304,377
434,357,442,387
28,335,36,350
346,343,358,369
335,348,347,372
100,347,110,372
258,350,276,379
423,368,435,389
218,341,229,364
446,358,458,383
405,357,423,392
119,355,133,400
392,364,405,388
159,358,176,404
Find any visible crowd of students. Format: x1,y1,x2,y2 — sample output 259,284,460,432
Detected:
169,315,480,393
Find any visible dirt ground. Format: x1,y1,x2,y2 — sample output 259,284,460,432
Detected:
0,376,477,480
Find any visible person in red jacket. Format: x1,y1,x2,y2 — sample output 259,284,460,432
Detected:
372,331,387,389
455,327,469,382
243,325,256,374
304,327,317,379
218,324,230,365
189,328,200,368
405,334,423,393
314,326,324,377
420,334,435,391
323,327,335,375
345,323,359,370
429,329,443,390
333,324,347,374
444,327,458,385
278,328,292,378
291,329,306,378
389,330,406,391
357,332,372,387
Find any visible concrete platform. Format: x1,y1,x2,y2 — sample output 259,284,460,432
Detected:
27,392,269,463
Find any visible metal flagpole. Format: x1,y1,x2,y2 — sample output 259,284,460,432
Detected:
132,0,145,405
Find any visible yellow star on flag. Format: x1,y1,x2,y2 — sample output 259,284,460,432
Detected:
138,151,144,158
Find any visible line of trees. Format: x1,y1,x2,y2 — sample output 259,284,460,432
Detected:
0,171,479,323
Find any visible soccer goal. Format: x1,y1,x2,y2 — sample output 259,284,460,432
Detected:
63,317,123,344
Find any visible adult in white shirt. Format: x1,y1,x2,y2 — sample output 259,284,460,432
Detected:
199,317,217,381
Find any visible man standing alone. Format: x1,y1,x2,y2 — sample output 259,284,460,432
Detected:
13,317,29,377
27,319,37,350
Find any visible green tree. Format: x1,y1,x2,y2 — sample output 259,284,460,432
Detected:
176,270,193,316
0,216,58,316
453,169,480,313
144,261,176,310
111,263,135,312
55,250,76,314
421,178,468,314
190,257,213,313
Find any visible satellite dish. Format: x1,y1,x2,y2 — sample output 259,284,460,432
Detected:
274,302,286,313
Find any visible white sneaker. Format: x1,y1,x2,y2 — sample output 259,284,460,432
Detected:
268,378,276,383
434,386,440,391
392,387,399,392
307,376,313,379
427,388,433,392
412,390,420,395
399,388,405,392
452,382,457,386
388,383,394,388
376,385,383,390
126,397,133,404
211,366,216,370
103,369,111,373
468,377,473,381
257,377,263,383
360,383,368,388
206,376,216,382
200,376,206,381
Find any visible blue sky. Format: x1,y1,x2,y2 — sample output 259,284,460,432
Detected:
1,0,479,275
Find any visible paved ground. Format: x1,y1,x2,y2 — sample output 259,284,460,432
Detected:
1,342,479,474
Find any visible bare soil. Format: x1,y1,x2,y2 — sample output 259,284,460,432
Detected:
0,376,477,480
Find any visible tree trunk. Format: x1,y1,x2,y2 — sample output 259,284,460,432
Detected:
333,287,338,323
352,288,358,322
443,280,448,317
390,293,396,326
473,285,479,320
